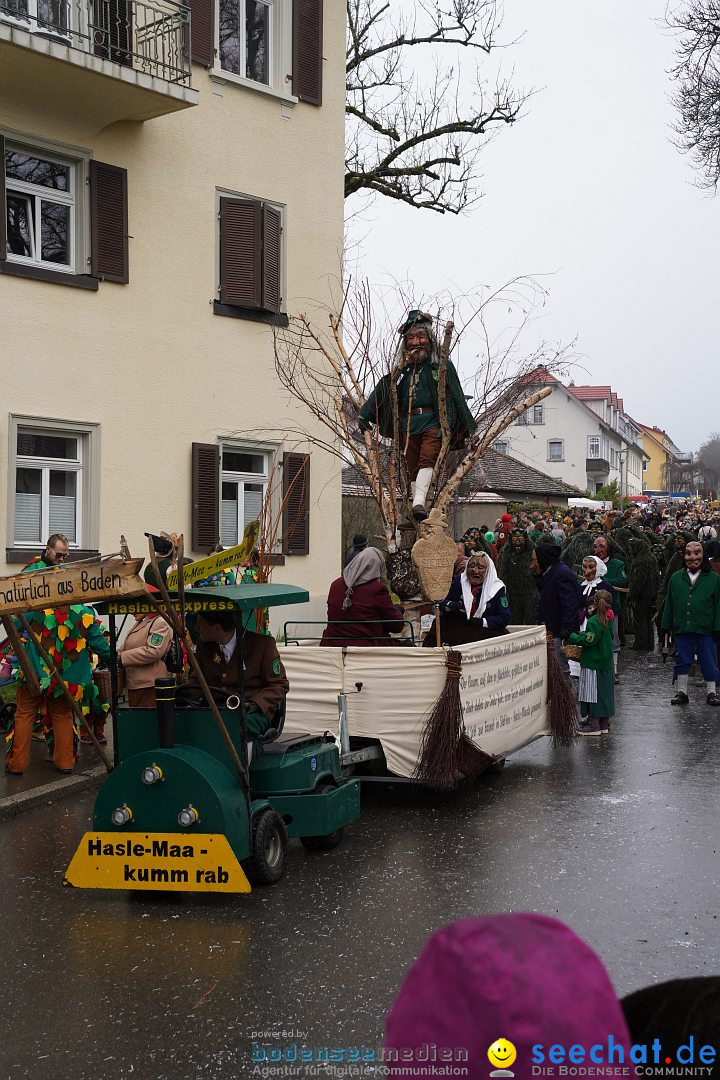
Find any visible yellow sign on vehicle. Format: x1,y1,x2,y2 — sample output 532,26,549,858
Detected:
166,519,259,590
64,832,251,893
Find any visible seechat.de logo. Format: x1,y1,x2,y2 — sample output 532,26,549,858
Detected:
488,1038,517,1077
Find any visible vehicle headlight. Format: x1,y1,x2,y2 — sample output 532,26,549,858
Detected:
177,805,200,828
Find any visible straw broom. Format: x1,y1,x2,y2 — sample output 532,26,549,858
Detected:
413,650,494,791
546,632,579,746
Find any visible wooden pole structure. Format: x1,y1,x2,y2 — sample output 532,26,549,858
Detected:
145,539,249,784
16,614,113,772
435,604,442,647
1,615,41,697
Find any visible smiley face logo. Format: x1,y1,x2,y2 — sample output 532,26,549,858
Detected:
488,1039,517,1070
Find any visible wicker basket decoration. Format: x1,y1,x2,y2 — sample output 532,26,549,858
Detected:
561,644,582,661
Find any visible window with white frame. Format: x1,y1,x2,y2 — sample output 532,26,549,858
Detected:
14,429,82,546
0,0,70,36
587,436,600,458
532,404,544,424
220,447,270,546
548,440,564,462
515,412,528,425
493,441,509,455
4,144,77,273
219,0,274,86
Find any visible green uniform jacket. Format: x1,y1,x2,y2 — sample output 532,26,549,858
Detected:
602,557,627,611
358,358,476,446
661,570,720,636
568,616,614,671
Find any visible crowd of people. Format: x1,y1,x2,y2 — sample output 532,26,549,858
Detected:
332,499,720,735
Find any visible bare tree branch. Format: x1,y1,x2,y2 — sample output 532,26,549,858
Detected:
345,0,528,214
668,0,720,188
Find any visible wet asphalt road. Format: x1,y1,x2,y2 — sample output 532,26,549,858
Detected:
2,646,720,1080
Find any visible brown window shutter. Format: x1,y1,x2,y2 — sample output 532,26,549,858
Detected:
292,0,323,105
187,0,214,66
220,197,262,309
90,160,129,284
0,133,6,263
192,442,220,552
282,452,310,555
262,204,281,313
93,0,133,66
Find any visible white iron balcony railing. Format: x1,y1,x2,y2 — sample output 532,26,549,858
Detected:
0,0,191,85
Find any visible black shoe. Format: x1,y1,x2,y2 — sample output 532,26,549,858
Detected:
4,766,23,776
707,693,720,706
671,691,689,706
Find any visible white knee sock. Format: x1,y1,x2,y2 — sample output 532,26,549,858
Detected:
677,674,689,694
707,681,716,695
413,467,433,508
613,653,618,674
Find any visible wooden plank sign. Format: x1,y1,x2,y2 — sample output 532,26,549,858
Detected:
166,519,259,590
0,558,146,616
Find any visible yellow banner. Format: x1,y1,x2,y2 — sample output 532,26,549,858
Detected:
166,519,259,590
64,832,251,893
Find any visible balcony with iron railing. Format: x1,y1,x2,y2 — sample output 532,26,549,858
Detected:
0,0,198,128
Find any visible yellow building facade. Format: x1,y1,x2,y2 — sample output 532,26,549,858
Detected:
637,424,676,491
0,0,344,617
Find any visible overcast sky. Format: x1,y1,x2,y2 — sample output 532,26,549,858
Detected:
347,0,718,452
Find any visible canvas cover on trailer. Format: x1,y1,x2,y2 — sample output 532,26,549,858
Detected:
279,625,549,778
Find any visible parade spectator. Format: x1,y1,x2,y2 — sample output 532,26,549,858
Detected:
662,540,720,706
529,519,546,545
550,518,566,544
321,547,404,647
568,592,615,736
343,533,368,568
533,542,583,675
699,520,718,543
385,914,634,1078
622,977,720,1074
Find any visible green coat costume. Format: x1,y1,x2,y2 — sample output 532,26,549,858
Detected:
358,358,476,447
602,557,628,612
661,570,720,636
569,615,614,670
498,540,538,625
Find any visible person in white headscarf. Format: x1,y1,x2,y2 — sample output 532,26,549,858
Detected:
423,552,511,646
321,547,405,647
579,556,616,616
568,555,617,679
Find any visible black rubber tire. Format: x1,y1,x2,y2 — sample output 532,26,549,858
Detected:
300,782,344,851
243,809,288,885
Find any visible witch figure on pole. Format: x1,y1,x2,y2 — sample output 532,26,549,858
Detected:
358,310,477,521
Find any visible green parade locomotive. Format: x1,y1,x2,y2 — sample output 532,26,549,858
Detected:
65,584,360,894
